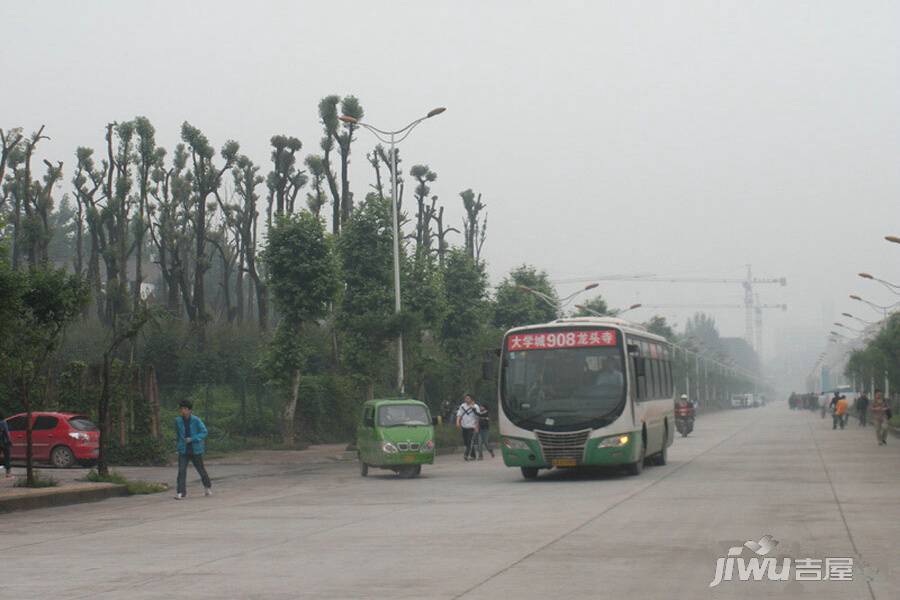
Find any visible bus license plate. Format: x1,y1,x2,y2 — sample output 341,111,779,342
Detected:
552,458,577,467
403,454,416,463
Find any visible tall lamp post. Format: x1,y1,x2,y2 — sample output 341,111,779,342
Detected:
339,107,446,395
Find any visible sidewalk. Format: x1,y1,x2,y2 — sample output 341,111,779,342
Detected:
0,443,355,513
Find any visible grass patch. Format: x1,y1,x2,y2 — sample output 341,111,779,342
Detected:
81,469,167,495
14,470,58,488
125,481,168,495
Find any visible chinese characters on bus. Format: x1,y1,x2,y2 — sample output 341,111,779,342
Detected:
506,330,618,351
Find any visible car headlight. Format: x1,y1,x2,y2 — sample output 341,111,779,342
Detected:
381,441,399,454
598,434,630,448
420,440,434,452
502,437,531,451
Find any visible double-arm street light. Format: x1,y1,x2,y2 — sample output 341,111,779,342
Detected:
517,282,599,312
339,106,446,395
858,272,900,296
849,293,900,319
841,312,877,326
833,321,865,334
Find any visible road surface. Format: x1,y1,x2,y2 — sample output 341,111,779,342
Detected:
1,404,897,599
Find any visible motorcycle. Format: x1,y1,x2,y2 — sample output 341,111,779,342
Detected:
674,404,695,437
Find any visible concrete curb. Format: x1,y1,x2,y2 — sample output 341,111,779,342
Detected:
0,483,128,513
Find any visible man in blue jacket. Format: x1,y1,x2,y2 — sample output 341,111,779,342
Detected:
175,400,212,500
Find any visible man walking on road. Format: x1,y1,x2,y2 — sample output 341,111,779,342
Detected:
856,392,869,427
456,394,480,461
0,411,12,478
871,390,890,446
833,395,848,430
175,400,212,499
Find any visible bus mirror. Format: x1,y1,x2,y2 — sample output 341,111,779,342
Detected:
633,356,646,377
494,347,502,357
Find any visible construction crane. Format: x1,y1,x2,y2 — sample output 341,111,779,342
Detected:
552,265,787,352
638,301,788,362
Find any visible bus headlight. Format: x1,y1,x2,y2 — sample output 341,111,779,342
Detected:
598,434,630,448
502,437,531,451
420,440,434,452
381,441,399,454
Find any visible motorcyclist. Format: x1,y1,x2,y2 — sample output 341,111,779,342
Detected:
676,394,695,412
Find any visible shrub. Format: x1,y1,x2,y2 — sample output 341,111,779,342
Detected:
107,436,170,466
14,470,58,488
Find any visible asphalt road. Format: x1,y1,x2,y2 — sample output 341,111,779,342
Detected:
1,404,898,600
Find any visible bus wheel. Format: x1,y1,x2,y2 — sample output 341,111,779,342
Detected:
652,441,667,466
359,457,368,477
521,467,539,480
626,441,645,476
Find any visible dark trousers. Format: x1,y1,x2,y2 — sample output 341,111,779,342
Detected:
461,428,477,459
833,414,846,429
858,410,867,427
476,429,493,458
1,444,10,473
177,453,211,495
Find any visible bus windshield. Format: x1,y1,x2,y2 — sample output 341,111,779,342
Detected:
501,341,627,431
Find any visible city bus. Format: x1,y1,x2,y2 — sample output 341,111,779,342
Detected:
497,317,675,479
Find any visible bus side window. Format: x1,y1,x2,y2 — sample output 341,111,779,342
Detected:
651,359,661,399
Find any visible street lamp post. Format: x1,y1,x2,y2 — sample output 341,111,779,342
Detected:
339,107,446,395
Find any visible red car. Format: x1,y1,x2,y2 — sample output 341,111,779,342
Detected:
4,412,100,468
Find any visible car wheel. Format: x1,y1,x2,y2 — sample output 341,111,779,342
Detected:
520,467,539,480
51,446,76,469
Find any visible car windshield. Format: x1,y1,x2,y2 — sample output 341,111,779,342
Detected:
68,417,98,431
377,405,430,427
502,340,626,430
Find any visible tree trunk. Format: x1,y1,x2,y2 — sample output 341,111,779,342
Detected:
97,352,112,477
145,365,161,439
284,367,301,446
23,382,34,486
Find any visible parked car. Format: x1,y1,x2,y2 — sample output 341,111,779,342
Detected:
357,399,436,478
4,412,100,468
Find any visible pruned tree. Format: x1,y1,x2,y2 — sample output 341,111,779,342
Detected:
148,143,194,317
231,155,266,329
180,122,239,345
460,188,487,261
409,164,437,254
72,146,107,319
132,117,164,309
266,135,306,217
311,95,363,235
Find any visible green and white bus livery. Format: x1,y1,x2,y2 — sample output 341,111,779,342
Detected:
497,317,675,479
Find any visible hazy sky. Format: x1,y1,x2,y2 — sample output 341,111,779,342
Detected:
3,1,900,375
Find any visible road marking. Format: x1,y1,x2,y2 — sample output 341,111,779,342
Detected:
807,422,877,600
452,412,763,599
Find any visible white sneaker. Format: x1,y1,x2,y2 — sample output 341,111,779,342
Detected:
174,493,185,500
204,487,212,497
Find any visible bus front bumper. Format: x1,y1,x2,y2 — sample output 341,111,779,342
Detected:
501,433,640,468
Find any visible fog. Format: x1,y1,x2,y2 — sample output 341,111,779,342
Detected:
3,0,899,389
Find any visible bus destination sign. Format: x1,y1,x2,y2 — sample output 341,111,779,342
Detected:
506,329,617,351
